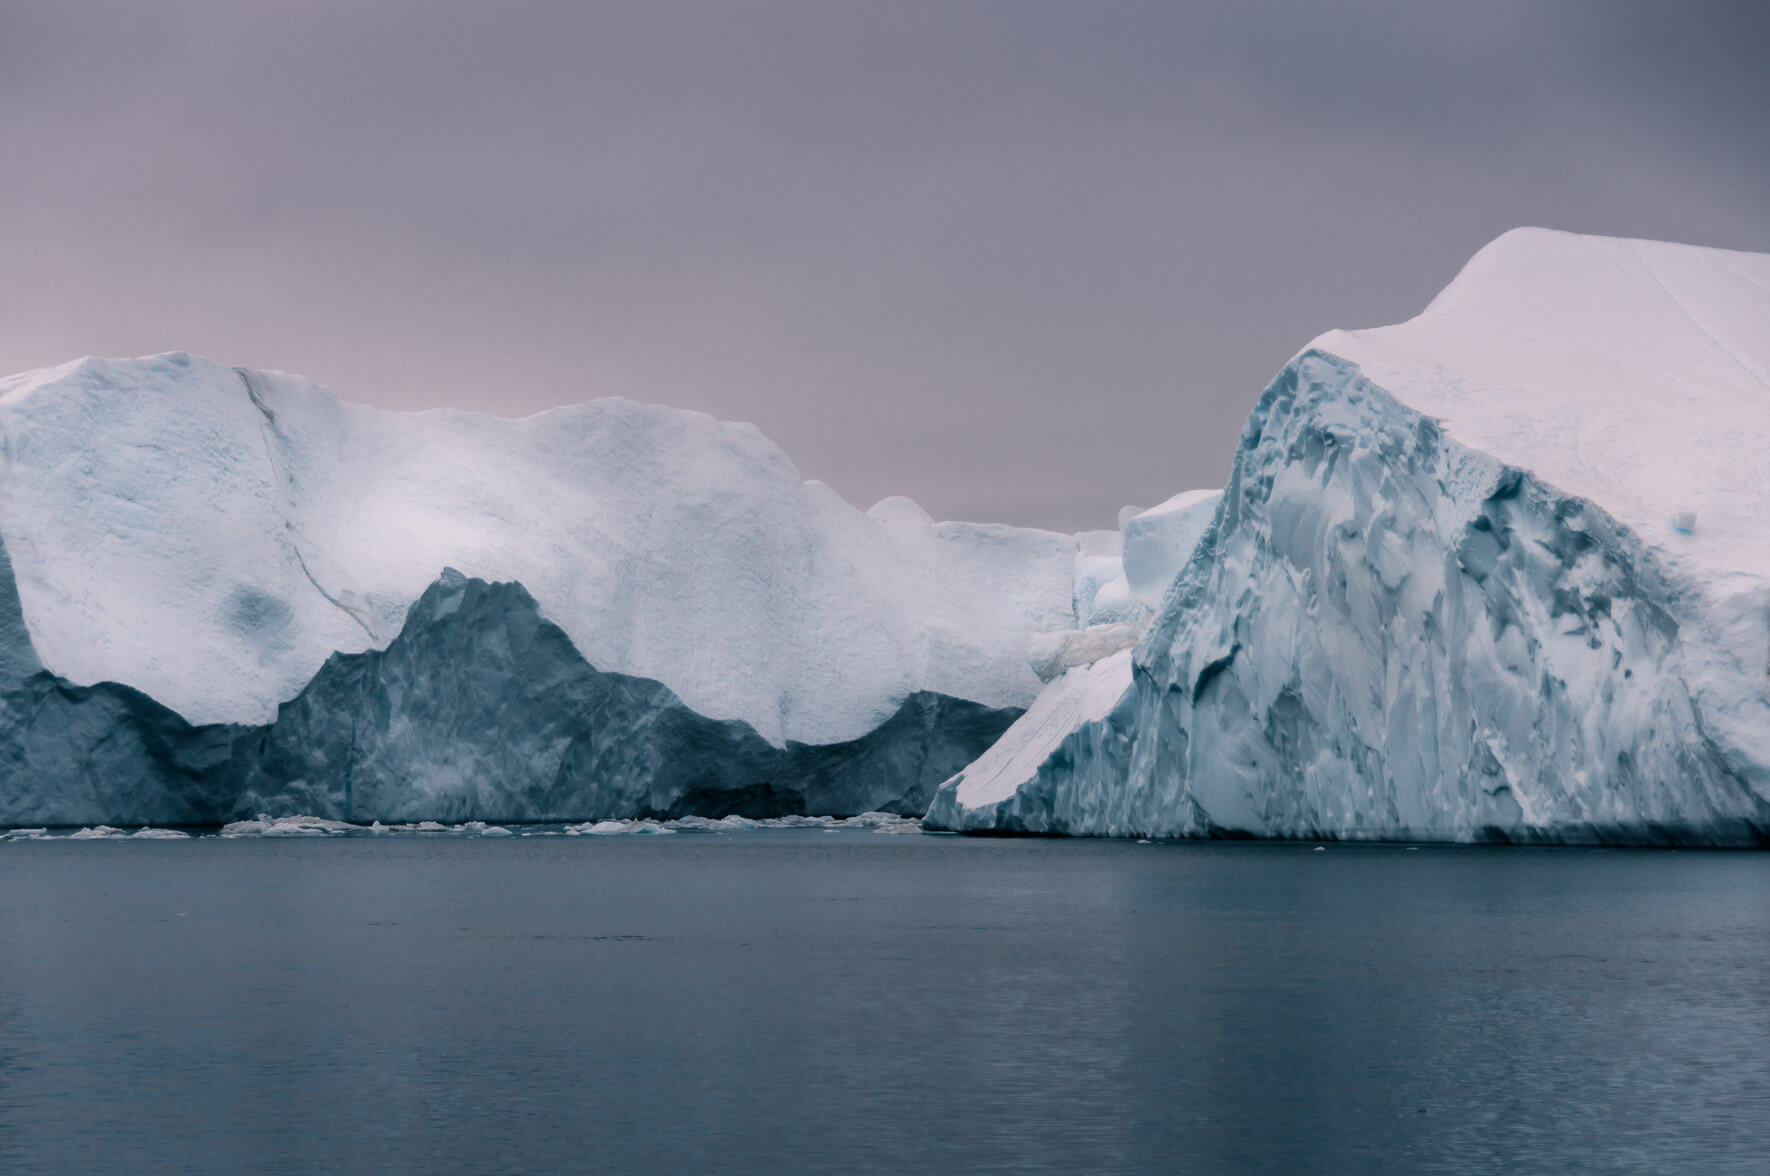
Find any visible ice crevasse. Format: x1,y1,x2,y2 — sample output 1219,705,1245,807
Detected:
927,229,1770,845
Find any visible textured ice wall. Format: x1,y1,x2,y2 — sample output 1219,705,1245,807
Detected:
0,546,1017,826
928,352,1770,844
229,570,1018,823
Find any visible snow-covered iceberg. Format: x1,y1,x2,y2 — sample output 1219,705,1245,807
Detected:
928,229,1770,845
0,355,1078,825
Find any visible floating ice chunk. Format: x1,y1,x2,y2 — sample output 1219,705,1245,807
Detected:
129,828,190,839
840,811,905,828
220,814,358,837
69,825,127,839
665,815,730,832
565,819,673,836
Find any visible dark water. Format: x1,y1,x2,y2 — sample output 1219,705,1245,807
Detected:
0,832,1766,1175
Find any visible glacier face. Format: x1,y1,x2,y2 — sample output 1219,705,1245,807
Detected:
929,231,1770,845
0,549,1019,826
227,569,1020,824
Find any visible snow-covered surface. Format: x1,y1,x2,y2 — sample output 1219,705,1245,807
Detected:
934,229,1770,844
1314,228,1770,582
0,355,1076,745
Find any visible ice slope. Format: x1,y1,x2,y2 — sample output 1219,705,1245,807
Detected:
923,651,1136,832
926,487,1221,830
928,229,1770,844
0,354,1075,747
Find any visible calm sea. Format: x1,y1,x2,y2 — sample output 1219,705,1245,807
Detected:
0,831,1765,1174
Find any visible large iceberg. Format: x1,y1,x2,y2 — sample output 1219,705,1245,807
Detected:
0,355,1078,824
928,229,1770,845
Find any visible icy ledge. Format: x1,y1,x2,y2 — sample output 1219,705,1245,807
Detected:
929,231,1770,845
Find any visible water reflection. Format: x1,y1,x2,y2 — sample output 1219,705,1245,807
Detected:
0,836,1764,1174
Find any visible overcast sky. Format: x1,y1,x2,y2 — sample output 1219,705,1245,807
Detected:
3,1,1766,529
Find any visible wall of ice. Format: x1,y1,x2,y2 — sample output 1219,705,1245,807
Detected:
0,352,1080,824
930,231,1770,845
0,354,1075,746
0,548,1019,826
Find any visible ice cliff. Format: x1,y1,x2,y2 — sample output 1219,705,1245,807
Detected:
927,229,1770,845
0,356,1076,824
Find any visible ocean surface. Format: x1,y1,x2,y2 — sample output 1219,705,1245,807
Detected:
0,829,1766,1175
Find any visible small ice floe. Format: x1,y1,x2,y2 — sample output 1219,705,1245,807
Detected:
754,814,837,829
50,825,189,840
665,815,739,833
462,821,513,837
840,811,904,829
2,828,50,840
1312,845,1327,852
219,815,359,837
564,819,674,836
549,812,924,836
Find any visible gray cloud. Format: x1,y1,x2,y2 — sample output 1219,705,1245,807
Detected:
2,0,1766,528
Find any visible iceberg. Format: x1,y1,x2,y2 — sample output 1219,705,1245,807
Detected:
928,229,1770,845
0,357,1078,825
